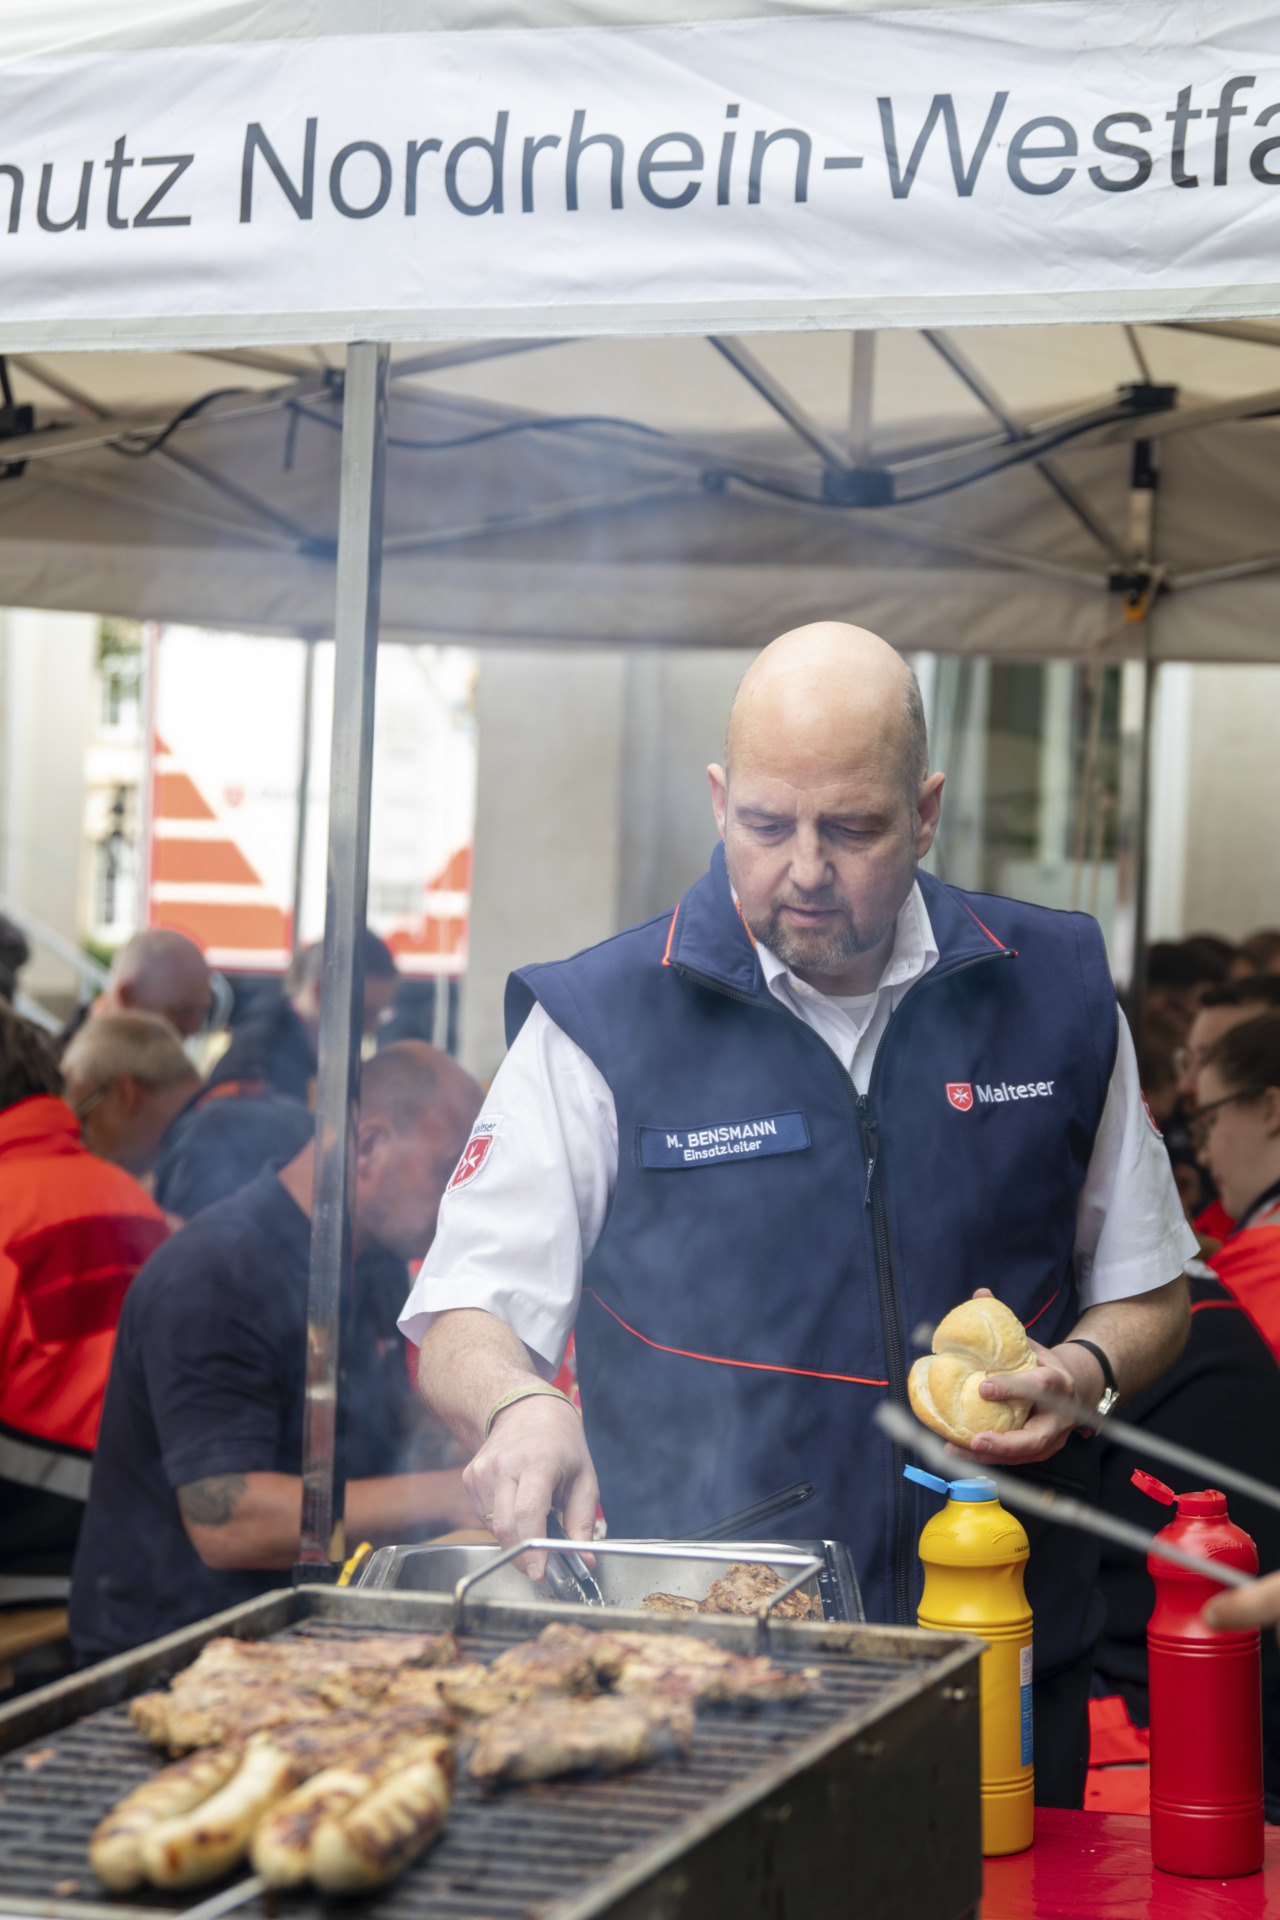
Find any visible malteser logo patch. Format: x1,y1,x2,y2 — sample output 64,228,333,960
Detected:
447,1118,499,1192
976,1080,1055,1105
946,1083,973,1111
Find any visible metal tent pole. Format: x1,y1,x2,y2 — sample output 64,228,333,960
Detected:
297,340,390,1575
290,636,317,957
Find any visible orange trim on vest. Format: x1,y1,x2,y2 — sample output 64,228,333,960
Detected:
733,897,758,950
660,905,679,967
961,901,1011,952
1189,1298,1241,1314
584,1287,889,1386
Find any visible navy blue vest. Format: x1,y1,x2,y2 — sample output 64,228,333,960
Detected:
507,848,1118,1668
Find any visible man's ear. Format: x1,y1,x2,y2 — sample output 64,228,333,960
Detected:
915,772,945,860
116,1074,144,1117
708,763,729,840
1261,1085,1280,1138
354,1112,393,1176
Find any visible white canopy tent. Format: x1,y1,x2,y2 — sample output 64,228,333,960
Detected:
12,0,1280,1575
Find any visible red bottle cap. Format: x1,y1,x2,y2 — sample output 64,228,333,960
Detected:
1132,1469,1176,1505
1175,1489,1227,1518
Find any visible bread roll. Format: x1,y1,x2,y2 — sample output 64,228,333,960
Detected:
907,1297,1037,1446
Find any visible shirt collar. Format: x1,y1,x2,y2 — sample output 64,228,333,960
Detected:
751,880,939,1003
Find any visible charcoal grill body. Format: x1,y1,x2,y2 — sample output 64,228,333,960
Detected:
0,1588,982,1920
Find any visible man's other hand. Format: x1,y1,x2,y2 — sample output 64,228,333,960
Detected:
1204,1567,1280,1641
463,1394,600,1581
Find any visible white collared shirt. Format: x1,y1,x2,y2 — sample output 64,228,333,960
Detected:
400,883,1196,1369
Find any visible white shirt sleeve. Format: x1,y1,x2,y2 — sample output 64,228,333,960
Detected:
397,1002,618,1373
1073,1011,1199,1310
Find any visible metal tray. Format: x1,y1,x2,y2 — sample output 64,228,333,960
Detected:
0,1586,981,1920
357,1537,865,1621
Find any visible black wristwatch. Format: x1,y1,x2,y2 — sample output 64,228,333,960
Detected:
1065,1338,1120,1419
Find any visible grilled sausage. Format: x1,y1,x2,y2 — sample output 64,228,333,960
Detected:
309,1738,453,1893
250,1766,376,1888
140,1739,297,1888
89,1746,242,1892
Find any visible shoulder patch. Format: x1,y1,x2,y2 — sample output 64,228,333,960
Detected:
447,1118,500,1193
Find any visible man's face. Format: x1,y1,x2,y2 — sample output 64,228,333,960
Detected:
354,1096,478,1262
709,754,942,990
1178,1004,1260,1107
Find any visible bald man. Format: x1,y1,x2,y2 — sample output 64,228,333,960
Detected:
405,624,1193,1808
70,1041,482,1657
74,929,212,1043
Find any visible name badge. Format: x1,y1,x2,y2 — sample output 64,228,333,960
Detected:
638,1110,810,1169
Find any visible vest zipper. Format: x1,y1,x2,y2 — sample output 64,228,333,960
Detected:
673,941,1013,1626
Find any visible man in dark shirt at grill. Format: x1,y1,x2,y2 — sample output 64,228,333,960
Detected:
69,1041,480,1658
208,932,399,1106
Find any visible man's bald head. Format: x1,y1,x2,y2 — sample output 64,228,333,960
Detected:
709,622,943,996
359,1039,481,1138
725,623,928,801
102,929,211,1037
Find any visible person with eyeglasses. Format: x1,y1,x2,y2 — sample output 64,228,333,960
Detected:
1192,1013,1280,1365
1165,977,1280,1247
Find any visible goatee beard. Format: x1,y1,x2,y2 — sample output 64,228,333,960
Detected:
749,895,897,980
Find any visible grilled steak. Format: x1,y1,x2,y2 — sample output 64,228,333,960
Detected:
641,1563,821,1622
468,1694,694,1784
701,1563,822,1620
129,1633,459,1752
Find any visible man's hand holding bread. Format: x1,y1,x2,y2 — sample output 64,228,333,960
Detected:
909,1287,1109,1467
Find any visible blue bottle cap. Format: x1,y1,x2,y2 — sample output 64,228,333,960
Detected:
903,1464,997,1503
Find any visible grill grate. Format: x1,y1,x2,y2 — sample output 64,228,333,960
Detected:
0,1617,934,1920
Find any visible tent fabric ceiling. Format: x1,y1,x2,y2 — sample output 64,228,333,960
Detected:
5,321,1280,661
0,0,1081,62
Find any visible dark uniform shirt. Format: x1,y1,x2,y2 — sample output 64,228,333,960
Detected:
68,1170,414,1657
207,993,317,1105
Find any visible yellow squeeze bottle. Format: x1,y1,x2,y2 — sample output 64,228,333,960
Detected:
905,1464,1034,1857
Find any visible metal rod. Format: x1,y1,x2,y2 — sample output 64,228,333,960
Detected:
848,330,876,462
298,341,389,1571
291,638,317,956
875,1403,1252,1588
1010,1376,1280,1520
922,328,1130,564
709,335,853,473
178,1876,266,1920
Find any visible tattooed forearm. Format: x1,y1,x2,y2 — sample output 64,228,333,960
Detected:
177,1473,248,1527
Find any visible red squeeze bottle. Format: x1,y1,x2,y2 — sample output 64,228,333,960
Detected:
1133,1470,1264,1878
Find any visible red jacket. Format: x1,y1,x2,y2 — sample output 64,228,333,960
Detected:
0,1097,168,1458
1210,1197,1280,1367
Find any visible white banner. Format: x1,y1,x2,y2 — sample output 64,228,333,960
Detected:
6,3,1280,344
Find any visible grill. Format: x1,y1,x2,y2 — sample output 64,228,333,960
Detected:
0,1587,982,1920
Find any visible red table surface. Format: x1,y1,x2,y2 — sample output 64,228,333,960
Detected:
981,1810,1280,1918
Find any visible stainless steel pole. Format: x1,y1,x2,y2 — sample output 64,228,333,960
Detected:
297,341,390,1573
290,636,317,957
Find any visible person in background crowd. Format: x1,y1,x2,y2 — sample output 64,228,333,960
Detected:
1181,933,1239,980
58,929,212,1053
208,932,399,1106
62,1014,201,1183
1234,929,1280,978
0,1007,167,1615
1191,1014,1280,1362
1143,940,1230,1037
1136,1009,1183,1130
70,1041,480,1658
155,1093,315,1224
1093,1267,1280,1818
0,914,30,1004
1167,977,1280,1244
